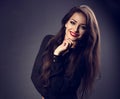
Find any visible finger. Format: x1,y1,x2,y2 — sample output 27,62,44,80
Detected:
63,41,69,47
61,41,69,51
65,39,73,47
67,38,74,44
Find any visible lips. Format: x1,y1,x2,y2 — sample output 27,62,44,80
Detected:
70,31,79,37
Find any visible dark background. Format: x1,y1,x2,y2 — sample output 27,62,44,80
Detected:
0,0,120,99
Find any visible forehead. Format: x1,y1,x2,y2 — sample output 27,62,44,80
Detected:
69,12,86,24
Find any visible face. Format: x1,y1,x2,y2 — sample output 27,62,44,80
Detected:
65,12,87,41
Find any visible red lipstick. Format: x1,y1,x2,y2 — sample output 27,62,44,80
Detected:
70,31,79,37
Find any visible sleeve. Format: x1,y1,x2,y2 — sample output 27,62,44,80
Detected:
31,35,83,97
31,35,64,97
31,35,54,96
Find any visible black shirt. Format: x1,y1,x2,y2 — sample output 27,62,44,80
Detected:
31,35,84,99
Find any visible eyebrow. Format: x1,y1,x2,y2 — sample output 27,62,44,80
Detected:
71,19,77,23
71,19,86,25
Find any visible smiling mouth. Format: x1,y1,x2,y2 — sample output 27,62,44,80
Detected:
70,31,79,37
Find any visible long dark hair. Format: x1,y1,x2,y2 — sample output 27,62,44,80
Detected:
40,5,100,99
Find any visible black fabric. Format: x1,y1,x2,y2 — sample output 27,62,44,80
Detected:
31,35,84,99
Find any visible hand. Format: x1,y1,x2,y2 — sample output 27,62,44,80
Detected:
42,96,44,99
54,39,73,55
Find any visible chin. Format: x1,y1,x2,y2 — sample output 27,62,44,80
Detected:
69,35,81,41
69,37,78,41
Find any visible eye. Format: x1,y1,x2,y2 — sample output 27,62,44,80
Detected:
80,25,87,30
70,21,76,25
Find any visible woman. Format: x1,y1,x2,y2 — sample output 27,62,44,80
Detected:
31,5,100,99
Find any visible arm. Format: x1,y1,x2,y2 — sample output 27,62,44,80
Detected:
31,35,54,96
31,35,66,96
31,36,83,96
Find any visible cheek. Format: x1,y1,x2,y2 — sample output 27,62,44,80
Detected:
66,26,72,33
78,30,86,38
65,28,70,35
66,23,73,30
79,30,85,35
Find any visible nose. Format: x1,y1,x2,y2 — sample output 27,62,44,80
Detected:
74,25,79,33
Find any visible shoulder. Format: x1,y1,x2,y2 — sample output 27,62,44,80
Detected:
42,35,54,42
41,35,54,45
40,34,54,50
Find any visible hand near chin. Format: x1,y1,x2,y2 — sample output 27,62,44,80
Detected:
54,39,73,56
